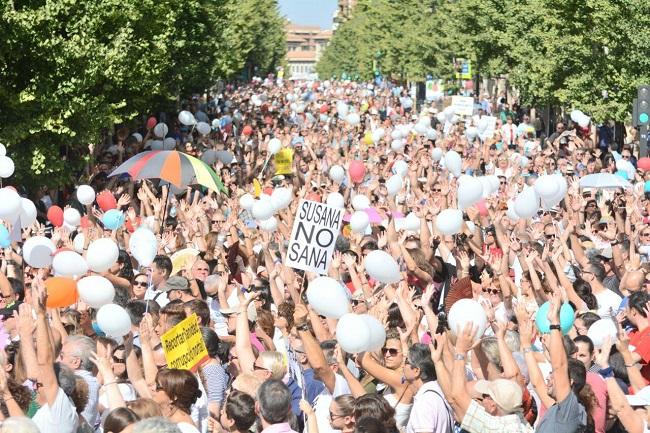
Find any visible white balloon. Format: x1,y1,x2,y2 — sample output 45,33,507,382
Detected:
404,212,420,232
131,132,143,143
465,126,478,141
414,123,428,135
259,216,278,232
390,129,402,140
506,200,520,221
196,122,211,136
0,188,21,220
86,238,119,273
418,116,432,128
271,187,293,211
73,233,85,254
23,236,55,268
163,137,176,150
443,106,455,119
393,160,408,177
97,304,132,338
252,199,274,221
0,156,14,178
0,144,5,156
587,318,618,348
336,313,370,353
435,208,463,235
346,113,361,126
77,275,115,308
329,165,345,183
514,187,540,219
458,176,483,210
578,114,590,128
445,151,462,177
129,227,158,267
239,193,255,211
153,123,169,138
19,198,37,228
534,175,560,199
307,276,349,318
360,314,386,352
426,129,438,141
350,211,370,234
326,192,345,209
150,140,163,150
179,110,196,126
390,139,404,152
76,185,96,205
63,208,81,227
448,299,488,339
386,175,403,196
432,148,443,162
477,117,489,133
436,112,447,124
364,250,400,284
337,102,349,118
541,175,568,210
570,110,583,123
268,138,282,155
351,195,370,211
487,175,500,193
52,251,88,278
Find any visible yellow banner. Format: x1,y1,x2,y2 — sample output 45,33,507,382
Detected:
160,314,208,372
274,148,294,175
253,178,262,198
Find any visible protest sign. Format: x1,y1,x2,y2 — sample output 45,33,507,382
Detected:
451,96,474,116
160,313,209,372
480,116,498,140
286,199,343,274
274,148,294,175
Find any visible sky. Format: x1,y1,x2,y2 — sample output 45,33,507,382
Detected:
278,0,338,29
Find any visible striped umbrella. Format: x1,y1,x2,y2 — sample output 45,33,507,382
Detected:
109,150,227,194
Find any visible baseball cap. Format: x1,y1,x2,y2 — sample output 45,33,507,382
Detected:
627,386,650,406
474,379,523,414
597,247,613,260
161,276,190,293
0,301,22,318
220,297,258,321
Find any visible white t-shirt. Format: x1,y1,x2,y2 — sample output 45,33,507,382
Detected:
312,374,352,433
191,372,209,433
595,289,622,317
32,387,79,433
406,381,453,433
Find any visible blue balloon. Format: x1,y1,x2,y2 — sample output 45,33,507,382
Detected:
535,301,575,334
645,181,650,193
0,224,9,248
102,209,125,230
615,170,629,180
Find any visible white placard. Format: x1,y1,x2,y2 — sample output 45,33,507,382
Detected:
285,199,343,274
480,116,498,140
451,96,474,116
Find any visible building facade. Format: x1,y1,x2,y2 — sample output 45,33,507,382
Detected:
286,24,331,80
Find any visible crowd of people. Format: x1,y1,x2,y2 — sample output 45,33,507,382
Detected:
0,76,649,433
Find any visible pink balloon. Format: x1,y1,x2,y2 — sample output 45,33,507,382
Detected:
146,116,157,130
349,160,366,184
476,199,489,217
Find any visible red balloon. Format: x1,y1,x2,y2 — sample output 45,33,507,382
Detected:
476,199,489,217
80,215,91,229
242,125,253,136
47,206,64,227
320,104,329,114
146,116,157,130
349,160,366,184
96,190,117,211
638,157,650,171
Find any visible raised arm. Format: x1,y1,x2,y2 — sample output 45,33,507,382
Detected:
547,293,571,402
235,294,258,374
293,304,335,393
33,282,59,406
450,322,478,422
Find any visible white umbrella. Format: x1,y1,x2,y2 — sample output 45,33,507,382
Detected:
578,173,632,189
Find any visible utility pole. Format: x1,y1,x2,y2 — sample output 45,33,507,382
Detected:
634,85,649,157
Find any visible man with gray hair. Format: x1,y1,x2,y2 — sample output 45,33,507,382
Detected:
132,417,182,433
257,379,298,433
59,335,99,428
0,417,41,433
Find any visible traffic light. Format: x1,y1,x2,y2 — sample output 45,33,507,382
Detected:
638,85,650,126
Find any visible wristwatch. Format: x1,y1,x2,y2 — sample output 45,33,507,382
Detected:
549,324,561,331
454,353,466,361
296,323,310,332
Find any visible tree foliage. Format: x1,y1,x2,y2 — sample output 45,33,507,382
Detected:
0,0,286,188
318,0,650,122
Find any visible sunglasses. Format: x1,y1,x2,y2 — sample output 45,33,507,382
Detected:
433,189,442,192
211,220,225,224
381,347,400,356
112,356,125,364
545,234,556,239
351,299,364,306
483,288,501,295
134,281,148,287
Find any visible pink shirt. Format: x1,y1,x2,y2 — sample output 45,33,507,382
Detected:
251,332,266,353
586,372,607,433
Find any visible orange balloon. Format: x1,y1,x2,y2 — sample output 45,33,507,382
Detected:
45,277,78,308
